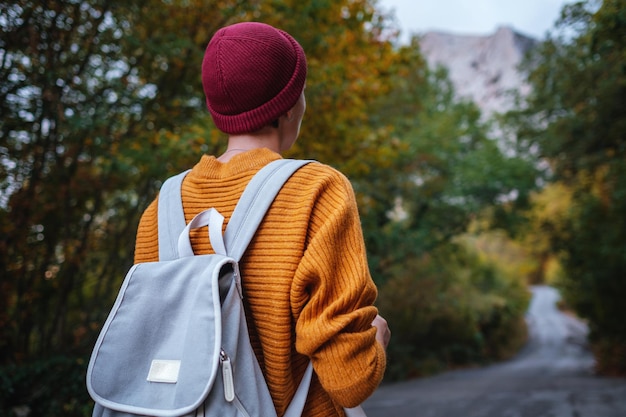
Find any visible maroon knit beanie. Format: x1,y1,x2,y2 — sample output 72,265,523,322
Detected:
202,22,307,134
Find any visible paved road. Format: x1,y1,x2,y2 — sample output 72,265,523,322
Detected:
362,285,626,417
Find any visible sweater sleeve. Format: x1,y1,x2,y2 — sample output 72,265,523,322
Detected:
291,170,386,408
134,198,159,264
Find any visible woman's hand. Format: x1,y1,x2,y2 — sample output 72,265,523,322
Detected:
372,314,391,349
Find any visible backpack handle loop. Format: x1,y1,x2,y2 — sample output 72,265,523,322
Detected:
178,208,227,257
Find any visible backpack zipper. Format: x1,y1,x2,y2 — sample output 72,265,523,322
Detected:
233,263,244,299
220,349,252,417
220,349,235,402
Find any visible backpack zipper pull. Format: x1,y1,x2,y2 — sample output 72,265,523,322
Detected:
220,349,235,402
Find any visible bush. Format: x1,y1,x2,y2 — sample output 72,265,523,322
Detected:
553,173,626,376
0,356,92,417
377,243,530,381
592,338,626,376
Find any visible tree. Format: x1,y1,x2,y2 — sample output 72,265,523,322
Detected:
2,2,422,412
351,41,535,379
507,0,626,374
359,50,537,284
0,0,411,364
0,1,539,403
0,0,243,362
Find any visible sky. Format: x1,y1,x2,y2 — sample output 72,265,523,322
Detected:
378,0,571,42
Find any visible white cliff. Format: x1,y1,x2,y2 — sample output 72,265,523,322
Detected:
419,26,537,115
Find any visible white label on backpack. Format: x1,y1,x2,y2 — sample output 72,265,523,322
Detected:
147,359,181,383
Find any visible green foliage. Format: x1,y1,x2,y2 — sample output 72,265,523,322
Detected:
0,2,537,409
506,0,626,373
0,356,90,417
552,167,626,373
0,0,230,363
1,0,139,362
377,243,530,381
359,60,538,285
514,0,624,180
0,0,415,364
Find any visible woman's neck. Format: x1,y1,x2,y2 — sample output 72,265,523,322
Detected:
217,128,281,162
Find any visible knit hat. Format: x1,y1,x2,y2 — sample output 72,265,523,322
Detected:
202,22,307,134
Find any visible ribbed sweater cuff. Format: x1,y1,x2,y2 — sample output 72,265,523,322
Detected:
329,343,387,408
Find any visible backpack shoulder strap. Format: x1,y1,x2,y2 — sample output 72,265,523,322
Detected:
156,159,311,262
157,170,190,261
225,159,311,261
283,361,314,417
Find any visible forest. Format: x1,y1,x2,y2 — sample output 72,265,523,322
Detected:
1,0,624,415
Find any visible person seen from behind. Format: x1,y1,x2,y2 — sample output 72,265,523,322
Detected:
134,21,391,417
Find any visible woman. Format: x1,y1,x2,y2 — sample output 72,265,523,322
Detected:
134,21,390,417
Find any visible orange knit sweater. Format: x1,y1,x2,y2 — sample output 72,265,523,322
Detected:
134,148,386,416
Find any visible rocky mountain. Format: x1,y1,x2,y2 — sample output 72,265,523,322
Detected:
418,26,538,116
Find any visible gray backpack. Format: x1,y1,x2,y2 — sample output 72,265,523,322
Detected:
86,159,313,417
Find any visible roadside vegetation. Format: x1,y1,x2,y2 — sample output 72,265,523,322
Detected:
503,0,626,376
1,0,623,415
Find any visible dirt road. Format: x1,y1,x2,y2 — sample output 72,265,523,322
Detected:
362,286,626,417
